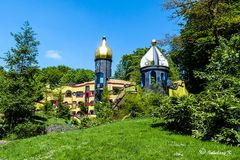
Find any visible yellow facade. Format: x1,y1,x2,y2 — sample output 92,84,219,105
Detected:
169,80,189,97
46,79,133,115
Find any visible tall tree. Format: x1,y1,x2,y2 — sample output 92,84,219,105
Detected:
4,21,39,74
0,21,41,129
165,0,240,92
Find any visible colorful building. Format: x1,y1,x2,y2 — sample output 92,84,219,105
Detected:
140,40,169,93
45,37,134,115
58,79,133,115
44,38,186,115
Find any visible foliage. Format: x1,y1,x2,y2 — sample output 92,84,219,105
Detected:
116,88,167,119
0,22,42,131
165,0,240,93
13,121,46,139
43,102,54,114
94,87,114,122
80,117,92,128
56,103,70,120
3,21,39,73
37,65,72,89
156,96,195,135
193,91,240,145
78,101,87,115
153,92,240,146
167,55,180,81
37,66,94,89
117,93,145,118
114,48,148,84
95,102,113,123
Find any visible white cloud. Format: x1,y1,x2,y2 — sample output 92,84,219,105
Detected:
45,50,62,60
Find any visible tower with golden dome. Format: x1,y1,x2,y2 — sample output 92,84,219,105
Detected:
94,36,112,101
140,39,169,93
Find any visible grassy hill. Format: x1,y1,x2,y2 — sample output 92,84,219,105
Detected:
0,118,240,160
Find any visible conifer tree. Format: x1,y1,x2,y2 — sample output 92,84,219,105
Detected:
0,21,42,130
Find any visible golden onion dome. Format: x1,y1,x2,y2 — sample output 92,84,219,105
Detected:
95,36,112,61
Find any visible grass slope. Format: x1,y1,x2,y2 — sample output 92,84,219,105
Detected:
0,118,240,160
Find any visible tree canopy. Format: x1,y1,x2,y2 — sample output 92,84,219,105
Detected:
165,0,240,92
114,48,148,84
37,66,94,89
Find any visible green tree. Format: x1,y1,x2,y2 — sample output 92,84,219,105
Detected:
0,21,41,130
114,48,148,84
4,21,39,73
165,0,240,92
167,56,180,81
74,69,94,84
38,66,94,87
38,65,72,89
60,68,94,85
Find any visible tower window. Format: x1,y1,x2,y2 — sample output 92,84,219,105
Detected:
141,73,145,87
150,71,156,86
161,73,165,81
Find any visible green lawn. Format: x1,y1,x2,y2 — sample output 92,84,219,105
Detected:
0,118,239,160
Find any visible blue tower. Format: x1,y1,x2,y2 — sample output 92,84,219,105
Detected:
94,37,112,102
140,40,169,93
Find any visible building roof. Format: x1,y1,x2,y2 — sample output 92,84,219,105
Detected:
65,79,133,88
140,40,169,68
95,36,112,61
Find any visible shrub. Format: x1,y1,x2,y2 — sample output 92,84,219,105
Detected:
56,103,70,120
14,122,46,139
117,93,145,118
158,96,196,135
193,93,240,146
153,89,240,146
94,102,113,123
80,117,92,128
79,101,87,115
215,128,240,146
43,102,54,114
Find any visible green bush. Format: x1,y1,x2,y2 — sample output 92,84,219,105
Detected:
56,103,70,120
157,96,196,135
14,122,46,139
80,117,92,128
193,93,240,146
215,128,240,146
153,90,240,146
95,102,114,123
79,101,87,115
43,102,54,114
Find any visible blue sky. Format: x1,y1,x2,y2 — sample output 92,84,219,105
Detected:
0,0,179,72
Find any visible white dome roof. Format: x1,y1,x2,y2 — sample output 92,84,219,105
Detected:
140,45,169,68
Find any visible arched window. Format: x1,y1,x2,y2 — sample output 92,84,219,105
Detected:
150,71,156,87
65,90,72,97
161,73,164,81
141,73,145,87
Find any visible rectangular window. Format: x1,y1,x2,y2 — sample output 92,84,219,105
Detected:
100,77,104,83
76,91,83,97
